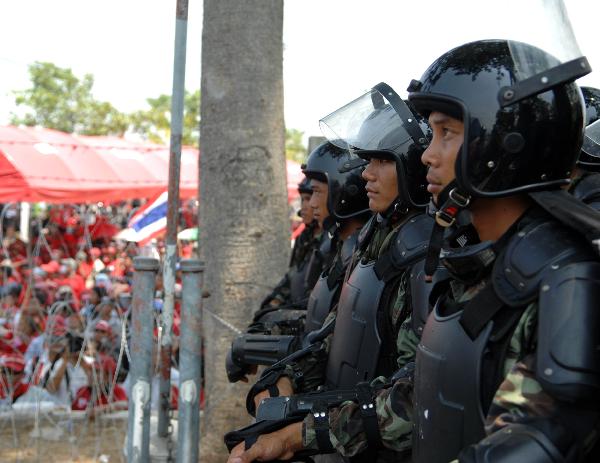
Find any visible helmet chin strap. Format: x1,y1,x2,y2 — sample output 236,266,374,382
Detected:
322,215,338,236
424,181,471,280
376,195,408,227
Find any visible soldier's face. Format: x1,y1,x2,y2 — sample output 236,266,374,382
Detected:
362,158,398,213
309,180,329,227
421,111,464,204
300,192,314,225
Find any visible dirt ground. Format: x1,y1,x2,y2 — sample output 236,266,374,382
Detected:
0,412,128,463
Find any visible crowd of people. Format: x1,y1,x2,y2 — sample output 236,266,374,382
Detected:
0,200,198,417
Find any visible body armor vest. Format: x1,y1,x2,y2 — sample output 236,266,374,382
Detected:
289,263,310,303
304,232,358,333
413,210,595,463
325,260,388,388
413,299,491,463
325,213,433,389
303,275,338,333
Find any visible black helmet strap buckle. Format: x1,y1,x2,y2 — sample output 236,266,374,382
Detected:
498,57,591,108
435,188,470,227
424,184,471,280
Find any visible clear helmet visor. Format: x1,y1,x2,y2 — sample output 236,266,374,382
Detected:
319,87,417,156
582,119,600,159
319,84,430,208
506,0,583,79
425,0,586,81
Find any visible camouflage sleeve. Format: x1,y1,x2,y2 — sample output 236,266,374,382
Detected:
462,303,599,459
301,280,417,456
387,272,420,370
302,379,414,456
484,303,540,435
395,316,419,369
278,311,336,393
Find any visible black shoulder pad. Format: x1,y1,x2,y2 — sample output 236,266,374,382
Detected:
571,172,600,208
492,218,594,307
459,423,566,462
537,261,600,403
341,229,359,268
391,213,434,270
357,215,377,251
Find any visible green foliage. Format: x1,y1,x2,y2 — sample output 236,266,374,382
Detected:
11,61,301,155
285,128,306,163
11,61,128,135
128,90,200,147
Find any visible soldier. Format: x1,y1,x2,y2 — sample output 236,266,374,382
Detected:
404,36,600,461
226,142,371,383
226,84,436,463
261,177,322,309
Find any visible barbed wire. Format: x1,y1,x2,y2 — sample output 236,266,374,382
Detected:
203,308,242,335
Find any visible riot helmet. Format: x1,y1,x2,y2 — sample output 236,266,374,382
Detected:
320,82,430,215
302,142,370,224
297,177,312,195
582,86,600,126
408,39,587,200
405,0,591,278
578,87,600,171
406,0,590,201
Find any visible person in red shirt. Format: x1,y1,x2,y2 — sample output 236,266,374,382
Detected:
71,354,127,415
63,217,82,258
56,258,85,302
0,352,29,403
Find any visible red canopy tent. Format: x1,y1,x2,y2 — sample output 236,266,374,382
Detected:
0,126,303,203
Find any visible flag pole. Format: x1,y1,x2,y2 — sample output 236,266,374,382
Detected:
158,0,188,440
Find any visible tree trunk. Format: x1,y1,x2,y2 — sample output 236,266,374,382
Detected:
199,1,288,461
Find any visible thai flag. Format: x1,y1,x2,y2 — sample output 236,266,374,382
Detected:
128,191,168,245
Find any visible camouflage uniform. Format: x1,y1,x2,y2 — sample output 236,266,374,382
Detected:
303,271,597,460
277,219,407,394
302,274,414,456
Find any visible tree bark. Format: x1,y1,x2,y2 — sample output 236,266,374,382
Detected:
199,1,288,461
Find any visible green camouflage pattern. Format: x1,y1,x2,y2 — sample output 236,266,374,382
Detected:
303,376,414,455
281,220,406,393
303,275,416,455
484,303,548,433
302,278,543,457
300,216,427,456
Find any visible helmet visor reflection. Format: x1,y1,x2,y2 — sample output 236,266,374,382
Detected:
582,119,600,159
320,89,413,155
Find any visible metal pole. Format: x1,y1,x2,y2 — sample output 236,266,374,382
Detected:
159,0,189,437
127,257,159,463
176,259,204,463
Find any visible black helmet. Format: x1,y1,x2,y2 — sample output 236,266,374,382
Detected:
582,86,600,126
580,120,600,172
578,87,600,171
320,82,430,214
302,142,370,223
408,39,588,199
297,177,312,195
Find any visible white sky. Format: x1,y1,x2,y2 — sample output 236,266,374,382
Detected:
0,0,598,140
